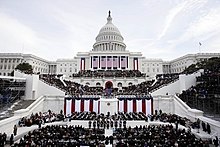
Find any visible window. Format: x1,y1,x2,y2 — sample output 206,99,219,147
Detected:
60,69,62,72
96,82,101,86
117,82,122,87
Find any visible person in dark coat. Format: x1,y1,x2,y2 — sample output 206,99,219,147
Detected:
213,136,219,147
13,125,17,136
38,119,42,128
88,121,92,128
10,134,14,146
201,121,206,132
206,123,211,134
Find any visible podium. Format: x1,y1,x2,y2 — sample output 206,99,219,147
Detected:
99,97,118,115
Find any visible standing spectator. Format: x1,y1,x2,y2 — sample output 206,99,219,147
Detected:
213,136,219,147
3,132,7,145
207,123,211,134
10,134,14,146
38,119,42,128
175,120,179,131
202,121,206,132
13,125,17,136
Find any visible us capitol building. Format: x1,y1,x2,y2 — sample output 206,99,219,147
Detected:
0,11,219,83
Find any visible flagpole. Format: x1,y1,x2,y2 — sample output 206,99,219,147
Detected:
199,44,201,53
199,42,202,53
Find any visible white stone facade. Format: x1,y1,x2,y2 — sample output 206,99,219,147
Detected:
0,12,220,79
169,53,220,73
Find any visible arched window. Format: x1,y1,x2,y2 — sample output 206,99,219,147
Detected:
96,82,101,86
117,82,122,87
128,82,133,86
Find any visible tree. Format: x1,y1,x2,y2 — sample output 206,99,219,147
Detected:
15,63,33,74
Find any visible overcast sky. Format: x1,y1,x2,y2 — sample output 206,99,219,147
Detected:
0,0,220,61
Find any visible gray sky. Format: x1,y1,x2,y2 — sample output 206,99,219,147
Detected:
0,0,220,61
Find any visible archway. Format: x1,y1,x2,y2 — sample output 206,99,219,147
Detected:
105,81,113,89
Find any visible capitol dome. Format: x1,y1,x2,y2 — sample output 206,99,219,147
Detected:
93,11,126,52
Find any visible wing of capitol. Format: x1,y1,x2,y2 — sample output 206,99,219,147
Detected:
0,11,220,146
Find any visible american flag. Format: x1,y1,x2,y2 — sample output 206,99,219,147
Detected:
93,56,98,68
101,56,106,68
107,56,112,67
113,56,118,67
121,56,126,68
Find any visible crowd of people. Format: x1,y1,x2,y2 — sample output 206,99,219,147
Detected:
0,132,7,146
0,78,26,112
5,110,218,146
18,110,64,127
179,70,220,116
113,125,208,146
40,72,180,97
72,70,146,78
12,125,105,147
11,124,218,147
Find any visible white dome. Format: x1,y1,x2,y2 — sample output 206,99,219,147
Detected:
93,11,126,52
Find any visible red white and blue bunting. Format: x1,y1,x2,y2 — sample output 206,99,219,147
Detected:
64,96,153,116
